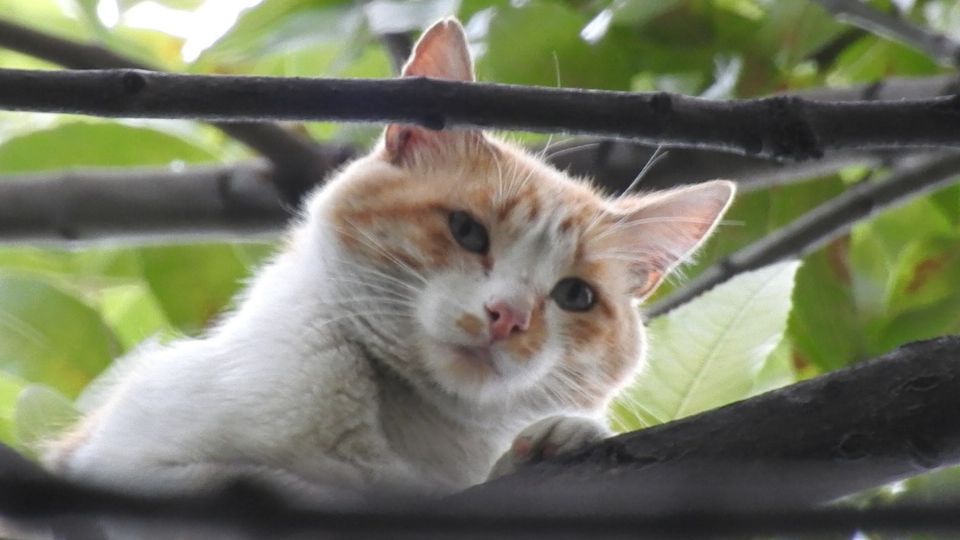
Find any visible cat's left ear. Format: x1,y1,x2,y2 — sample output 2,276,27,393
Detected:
384,18,482,163
609,180,736,299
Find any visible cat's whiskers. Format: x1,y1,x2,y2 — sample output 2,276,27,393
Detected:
491,148,508,208
307,308,415,335
321,274,418,303
314,296,418,311
616,145,667,200
337,222,429,287
543,140,602,162
321,246,426,296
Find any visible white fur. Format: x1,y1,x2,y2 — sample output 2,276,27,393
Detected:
45,155,613,504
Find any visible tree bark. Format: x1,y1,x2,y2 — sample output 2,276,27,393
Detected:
2,68,960,161
2,337,960,538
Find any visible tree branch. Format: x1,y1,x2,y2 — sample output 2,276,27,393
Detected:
3,336,960,537
2,68,960,161
0,73,958,244
0,146,891,245
0,162,290,244
0,17,332,204
459,335,960,511
648,151,960,316
812,0,960,67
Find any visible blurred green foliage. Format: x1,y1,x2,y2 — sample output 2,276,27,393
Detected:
1,0,960,503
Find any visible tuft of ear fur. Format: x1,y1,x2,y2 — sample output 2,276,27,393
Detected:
384,18,483,164
609,180,736,298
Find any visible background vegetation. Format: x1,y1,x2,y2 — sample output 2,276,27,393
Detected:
2,0,960,507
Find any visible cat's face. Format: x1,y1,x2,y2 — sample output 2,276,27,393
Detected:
307,19,733,412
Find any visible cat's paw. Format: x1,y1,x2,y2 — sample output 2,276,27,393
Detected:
487,415,610,480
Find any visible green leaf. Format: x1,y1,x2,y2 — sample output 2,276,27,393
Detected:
70,0,108,37
790,247,864,372
201,0,358,62
895,465,960,504
869,292,960,356
13,384,79,456
0,372,27,447
481,2,632,90
748,337,796,397
0,122,217,173
887,237,960,316
0,275,118,398
118,0,205,9
612,261,800,431
364,0,461,34
139,243,271,334
0,247,143,299
99,284,173,351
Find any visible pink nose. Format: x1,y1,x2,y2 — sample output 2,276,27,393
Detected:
485,301,530,342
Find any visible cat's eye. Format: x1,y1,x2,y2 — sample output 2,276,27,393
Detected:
550,278,596,312
449,211,489,254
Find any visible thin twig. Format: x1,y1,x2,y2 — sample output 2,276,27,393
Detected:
812,0,960,67
648,152,960,316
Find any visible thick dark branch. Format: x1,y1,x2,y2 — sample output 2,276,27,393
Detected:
0,147,886,245
812,0,960,67
3,336,960,537
0,162,290,244
0,17,331,204
457,336,960,511
2,68,960,160
0,74,958,244
649,151,960,316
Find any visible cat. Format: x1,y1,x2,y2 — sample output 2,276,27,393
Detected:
42,18,734,504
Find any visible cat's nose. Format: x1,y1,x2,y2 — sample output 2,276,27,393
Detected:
485,301,530,341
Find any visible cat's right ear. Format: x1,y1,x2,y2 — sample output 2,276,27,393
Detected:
383,18,481,164
608,180,736,299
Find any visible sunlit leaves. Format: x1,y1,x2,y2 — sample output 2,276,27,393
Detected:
480,2,632,90
0,123,217,173
0,276,118,398
139,243,273,334
612,261,800,431
0,373,27,447
13,384,79,457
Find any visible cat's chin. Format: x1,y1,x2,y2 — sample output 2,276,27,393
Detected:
418,339,521,403
451,345,500,375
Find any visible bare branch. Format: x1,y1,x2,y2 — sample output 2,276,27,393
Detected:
461,336,960,510
0,146,879,246
0,17,330,204
4,336,960,537
2,68,960,161
812,0,960,67
1,72,959,245
648,151,960,316
0,162,290,245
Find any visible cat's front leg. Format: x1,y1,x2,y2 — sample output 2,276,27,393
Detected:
487,415,610,480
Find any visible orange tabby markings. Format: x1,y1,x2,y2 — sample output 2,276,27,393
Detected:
456,313,484,337
504,305,546,360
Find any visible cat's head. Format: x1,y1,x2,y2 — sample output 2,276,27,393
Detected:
308,19,734,412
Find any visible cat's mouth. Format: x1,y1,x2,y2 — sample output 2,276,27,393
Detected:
451,345,501,375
